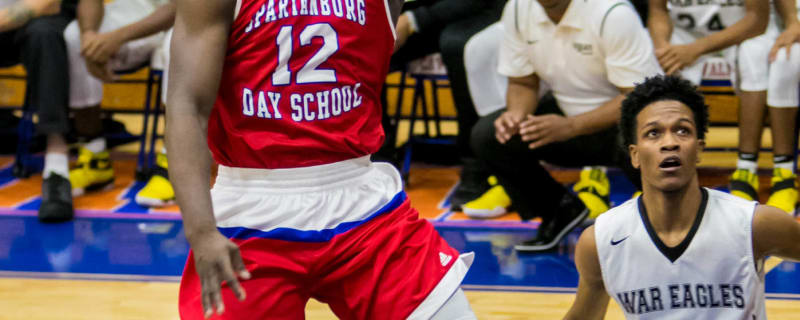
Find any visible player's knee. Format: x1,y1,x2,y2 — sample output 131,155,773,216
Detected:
770,45,800,84
438,30,469,62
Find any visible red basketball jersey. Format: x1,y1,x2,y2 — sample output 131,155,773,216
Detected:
207,0,395,169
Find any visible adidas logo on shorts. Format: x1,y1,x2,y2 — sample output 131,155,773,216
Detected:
439,252,452,267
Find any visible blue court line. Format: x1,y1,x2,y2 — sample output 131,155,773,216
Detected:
0,164,16,188
0,270,181,282
112,181,151,214
435,210,456,222
16,197,41,211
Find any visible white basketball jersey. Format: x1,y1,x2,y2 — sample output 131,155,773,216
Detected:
668,0,746,38
595,188,766,319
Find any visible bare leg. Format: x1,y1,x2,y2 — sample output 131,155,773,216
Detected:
46,133,68,155
737,91,768,157
768,107,798,158
43,133,69,179
729,90,767,201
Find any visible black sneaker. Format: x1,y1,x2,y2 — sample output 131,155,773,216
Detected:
38,174,74,223
450,158,491,211
515,192,588,252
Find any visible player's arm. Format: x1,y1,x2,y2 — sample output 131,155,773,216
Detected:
753,205,800,262
519,85,631,148
656,0,768,74
647,0,672,50
0,0,60,32
167,0,248,317
111,3,175,44
564,226,610,320
82,2,176,76
506,74,540,120
568,86,633,136
691,0,768,54
494,0,541,144
769,0,800,60
77,0,102,35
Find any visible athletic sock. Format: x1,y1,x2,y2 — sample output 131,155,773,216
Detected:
774,154,796,173
84,137,106,154
43,153,69,179
737,153,758,174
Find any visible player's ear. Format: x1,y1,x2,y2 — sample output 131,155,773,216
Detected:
696,139,705,163
629,144,640,169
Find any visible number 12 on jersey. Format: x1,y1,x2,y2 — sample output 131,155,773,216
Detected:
273,23,340,86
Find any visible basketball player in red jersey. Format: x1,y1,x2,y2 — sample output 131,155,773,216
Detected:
166,0,476,318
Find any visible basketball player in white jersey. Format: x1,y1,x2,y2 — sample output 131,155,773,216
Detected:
564,75,800,319
648,0,771,211
724,0,800,215
61,0,176,210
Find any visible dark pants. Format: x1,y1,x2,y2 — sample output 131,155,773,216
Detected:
0,7,75,136
470,94,641,221
383,1,505,158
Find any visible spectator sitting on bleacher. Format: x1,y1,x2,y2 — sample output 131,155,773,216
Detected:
58,0,175,214
647,0,771,205
727,0,800,215
470,0,662,252
382,0,507,211
1,0,78,222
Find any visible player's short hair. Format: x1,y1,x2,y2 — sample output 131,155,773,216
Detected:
619,75,709,148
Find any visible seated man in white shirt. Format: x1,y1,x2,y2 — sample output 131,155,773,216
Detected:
470,0,662,252
46,0,176,219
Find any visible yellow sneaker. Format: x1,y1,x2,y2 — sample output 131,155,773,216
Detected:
463,176,511,219
573,167,610,219
69,147,114,196
766,168,797,215
135,153,175,207
729,169,759,201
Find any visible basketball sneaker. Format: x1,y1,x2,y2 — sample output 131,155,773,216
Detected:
573,167,610,219
729,169,759,201
766,168,797,215
463,176,511,219
38,174,74,222
70,147,114,196
450,158,491,211
515,192,588,252
135,152,175,207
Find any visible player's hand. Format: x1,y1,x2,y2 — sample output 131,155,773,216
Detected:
519,114,576,149
394,13,412,51
655,44,701,75
189,230,250,318
494,110,526,144
22,0,61,17
80,30,125,64
769,24,800,62
85,60,116,83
